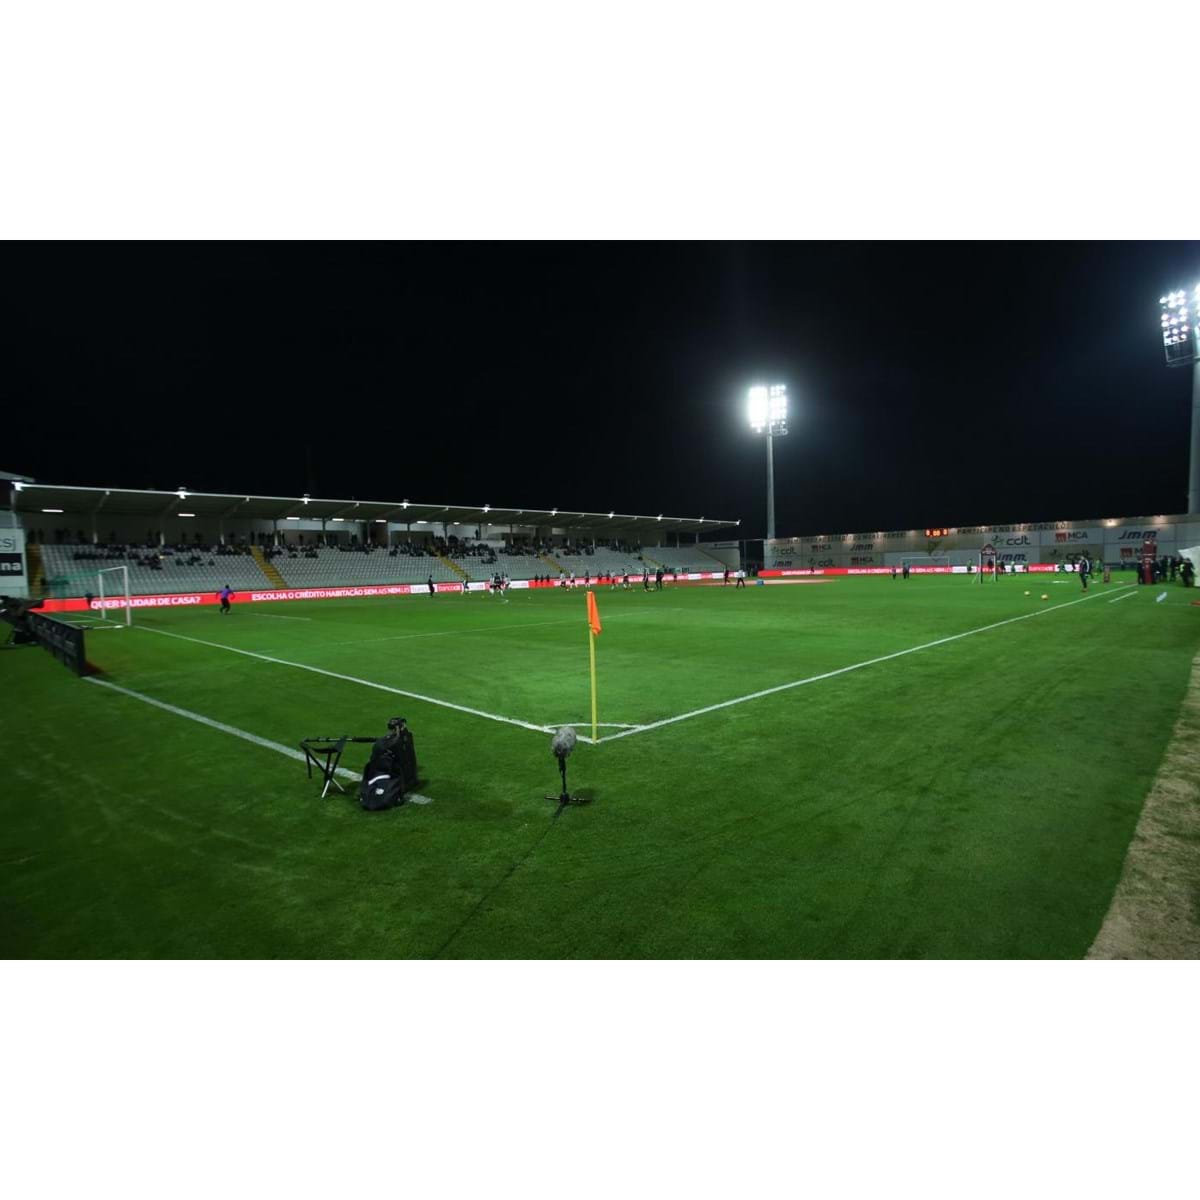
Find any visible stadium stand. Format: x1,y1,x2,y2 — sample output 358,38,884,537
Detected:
40,543,270,595
35,536,728,595
272,546,462,587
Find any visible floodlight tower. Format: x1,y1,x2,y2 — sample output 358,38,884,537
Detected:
1159,284,1200,512
748,383,788,541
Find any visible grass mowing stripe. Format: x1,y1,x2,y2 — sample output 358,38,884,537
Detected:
599,584,1132,743
325,607,684,647
84,677,433,804
132,623,590,741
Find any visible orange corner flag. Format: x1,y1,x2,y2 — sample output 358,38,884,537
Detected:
587,590,602,636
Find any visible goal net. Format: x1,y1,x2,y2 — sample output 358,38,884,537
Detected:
96,565,132,626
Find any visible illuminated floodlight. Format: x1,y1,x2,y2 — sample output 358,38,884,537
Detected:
331,517,345,522
1158,280,1200,514
608,511,614,518
748,382,788,436
178,512,195,518
177,488,188,499
483,505,490,513
42,507,63,513
286,516,300,520
1160,285,1199,365
551,508,558,516
748,381,789,541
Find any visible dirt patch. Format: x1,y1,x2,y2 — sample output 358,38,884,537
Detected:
1088,654,1200,959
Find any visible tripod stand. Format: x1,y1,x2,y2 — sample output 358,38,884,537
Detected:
546,751,589,814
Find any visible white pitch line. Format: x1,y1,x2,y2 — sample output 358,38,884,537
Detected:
246,612,313,621
1109,589,1138,604
596,584,1135,744
84,677,433,804
133,624,594,742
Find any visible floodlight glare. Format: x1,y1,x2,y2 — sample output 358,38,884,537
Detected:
748,385,769,432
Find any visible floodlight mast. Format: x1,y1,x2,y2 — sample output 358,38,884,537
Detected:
1159,285,1200,512
748,383,788,541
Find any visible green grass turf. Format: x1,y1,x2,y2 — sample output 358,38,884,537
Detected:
3,572,1198,958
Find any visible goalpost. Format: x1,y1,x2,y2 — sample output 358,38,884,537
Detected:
96,565,132,627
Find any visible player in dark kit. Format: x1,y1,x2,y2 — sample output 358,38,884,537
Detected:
427,575,435,596
1078,553,1091,591
655,567,664,590
219,584,233,614
902,563,910,581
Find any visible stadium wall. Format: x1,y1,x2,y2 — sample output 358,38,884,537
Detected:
765,514,1200,571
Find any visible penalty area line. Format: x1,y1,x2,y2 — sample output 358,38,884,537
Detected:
598,584,1135,744
83,677,433,804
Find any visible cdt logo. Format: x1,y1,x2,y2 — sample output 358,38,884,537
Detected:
1002,535,1031,546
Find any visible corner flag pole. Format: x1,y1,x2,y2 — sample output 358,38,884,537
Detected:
586,590,602,742
589,625,598,742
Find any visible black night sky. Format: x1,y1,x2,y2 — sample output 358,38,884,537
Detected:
4,242,1197,538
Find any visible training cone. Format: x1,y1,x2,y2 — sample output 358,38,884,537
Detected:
1024,590,1030,596
1041,594,1049,600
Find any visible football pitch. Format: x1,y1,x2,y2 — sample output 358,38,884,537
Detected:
3,572,1198,958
